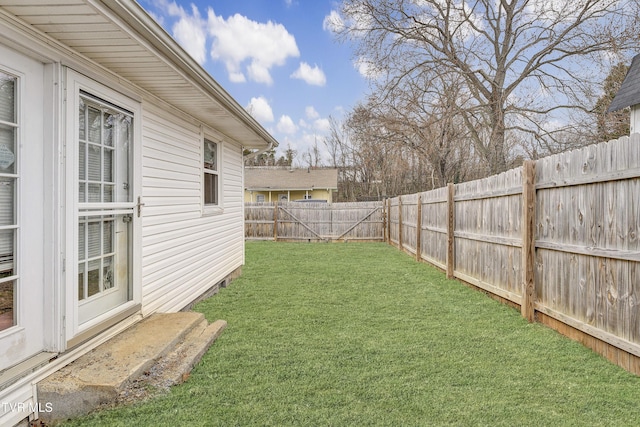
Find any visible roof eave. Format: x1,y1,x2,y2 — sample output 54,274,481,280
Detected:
105,0,278,149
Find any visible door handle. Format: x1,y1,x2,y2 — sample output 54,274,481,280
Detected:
137,196,145,217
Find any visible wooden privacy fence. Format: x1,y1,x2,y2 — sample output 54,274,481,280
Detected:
245,201,385,242
387,133,640,373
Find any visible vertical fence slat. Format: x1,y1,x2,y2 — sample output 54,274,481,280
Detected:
447,183,455,279
273,201,278,241
416,195,422,262
386,198,391,244
522,161,536,322
398,196,403,251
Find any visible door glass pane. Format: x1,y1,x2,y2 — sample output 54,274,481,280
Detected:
104,112,114,147
103,256,114,290
0,124,15,175
87,221,101,258
78,221,85,262
88,106,101,144
0,74,15,122
88,144,101,181
79,97,86,141
88,183,101,202
78,263,85,301
103,148,112,182
0,279,14,331
0,72,16,332
0,229,15,332
87,259,100,297
79,142,86,180
103,219,113,254
0,177,14,226
0,229,14,277
116,115,132,203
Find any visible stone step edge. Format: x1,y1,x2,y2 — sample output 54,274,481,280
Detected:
114,319,227,405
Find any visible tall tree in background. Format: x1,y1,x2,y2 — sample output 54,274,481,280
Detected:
331,0,640,175
593,62,630,142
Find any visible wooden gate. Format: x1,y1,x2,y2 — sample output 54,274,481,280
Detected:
245,201,385,242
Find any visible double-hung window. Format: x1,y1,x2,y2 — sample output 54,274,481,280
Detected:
203,139,219,206
0,71,17,331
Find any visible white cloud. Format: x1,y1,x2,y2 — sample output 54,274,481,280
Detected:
323,10,344,33
354,57,382,79
305,106,320,119
207,10,300,85
277,115,297,134
246,96,274,123
291,62,327,86
313,118,331,133
155,1,207,64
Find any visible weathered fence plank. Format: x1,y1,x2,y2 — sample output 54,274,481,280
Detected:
522,160,536,322
245,201,384,242
379,133,640,374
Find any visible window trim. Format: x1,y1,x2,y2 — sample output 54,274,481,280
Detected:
202,136,223,215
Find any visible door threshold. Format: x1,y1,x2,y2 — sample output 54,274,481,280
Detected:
68,303,141,349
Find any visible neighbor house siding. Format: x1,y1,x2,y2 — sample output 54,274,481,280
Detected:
140,103,244,315
245,189,334,202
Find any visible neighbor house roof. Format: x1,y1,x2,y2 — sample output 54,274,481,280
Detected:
609,54,640,112
245,168,338,191
0,0,277,149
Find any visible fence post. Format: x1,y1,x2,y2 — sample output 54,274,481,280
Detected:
446,183,455,279
398,196,403,251
521,161,536,322
382,198,387,243
416,194,422,262
273,201,278,241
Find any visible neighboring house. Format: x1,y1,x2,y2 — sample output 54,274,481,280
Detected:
608,53,640,132
0,1,276,425
244,167,338,203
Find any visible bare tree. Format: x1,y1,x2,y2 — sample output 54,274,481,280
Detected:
332,0,640,174
593,62,630,142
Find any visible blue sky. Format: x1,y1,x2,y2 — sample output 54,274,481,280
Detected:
140,0,368,163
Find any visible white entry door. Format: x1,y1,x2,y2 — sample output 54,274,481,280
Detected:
67,70,139,335
76,92,133,324
0,45,45,369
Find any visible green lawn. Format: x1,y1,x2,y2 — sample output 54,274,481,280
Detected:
64,242,640,426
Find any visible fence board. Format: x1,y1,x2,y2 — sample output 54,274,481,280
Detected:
246,133,640,374
245,201,384,242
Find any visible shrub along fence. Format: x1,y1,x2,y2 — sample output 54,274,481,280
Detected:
245,201,384,242
386,133,640,374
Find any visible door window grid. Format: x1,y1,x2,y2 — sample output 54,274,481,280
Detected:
77,216,115,300
0,72,17,331
77,93,132,307
78,97,117,204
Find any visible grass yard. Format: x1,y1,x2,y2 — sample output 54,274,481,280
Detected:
64,242,640,426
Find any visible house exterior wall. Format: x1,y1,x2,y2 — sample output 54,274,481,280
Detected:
0,9,252,424
245,189,334,203
140,103,245,315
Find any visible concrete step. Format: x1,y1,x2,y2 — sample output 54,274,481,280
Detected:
37,312,226,425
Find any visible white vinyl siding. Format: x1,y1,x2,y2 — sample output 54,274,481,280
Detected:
140,104,244,314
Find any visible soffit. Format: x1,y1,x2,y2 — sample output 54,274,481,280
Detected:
0,0,276,149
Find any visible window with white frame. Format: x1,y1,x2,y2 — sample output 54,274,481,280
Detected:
203,139,219,205
0,71,17,331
